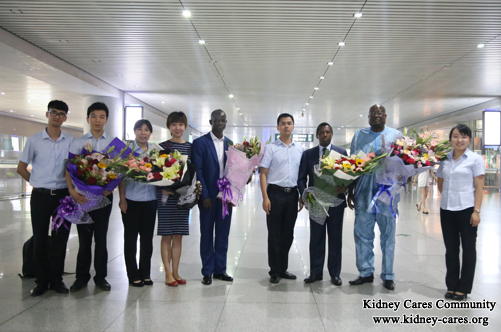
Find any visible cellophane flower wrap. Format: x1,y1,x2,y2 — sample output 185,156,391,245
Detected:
371,129,451,214
217,137,265,217
302,149,387,225
52,138,134,231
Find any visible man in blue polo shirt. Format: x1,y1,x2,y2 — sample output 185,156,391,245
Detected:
67,102,114,292
17,100,74,296
260,113,304,284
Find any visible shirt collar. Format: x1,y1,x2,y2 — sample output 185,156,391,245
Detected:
133,140,150,153
85,131,107,140
447,148,471,160
277,137,295,147
319,143,331,151
42,128,66,142
210,131,224,142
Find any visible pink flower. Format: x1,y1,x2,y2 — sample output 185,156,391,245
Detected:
139,160,145,166
144,167,151,172
81,159,88,165
367,152,376,158
139,166,146,171
146,173,154,181
394,150,400,155
419,133,424,138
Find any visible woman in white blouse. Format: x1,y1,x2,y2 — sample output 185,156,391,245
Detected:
437,124,485,301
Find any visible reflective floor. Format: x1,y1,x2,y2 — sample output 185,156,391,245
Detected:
0,179,500,331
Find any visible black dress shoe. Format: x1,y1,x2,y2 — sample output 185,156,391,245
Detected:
279,271,297,280
270,274,280,284
95,278,111,291
349,275,374,285
304,275,323,283
383,280,395,290
129,280,144,287
70,279,88,292
444,291,454,299
202,275,212,285
452,293,467,301
331,277,342,286
30,284,48,297
50,281,69,294
143,279,154,286
213,273,233,282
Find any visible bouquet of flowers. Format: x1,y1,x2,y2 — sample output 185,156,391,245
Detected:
217,136,265,217
370,128,451,215
123,150,187,186
123,147,200,209
391,128,451,168
303,149,387,225
52,138,134,231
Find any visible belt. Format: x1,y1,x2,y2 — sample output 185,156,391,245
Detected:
32,188,69,196
268,184,297,193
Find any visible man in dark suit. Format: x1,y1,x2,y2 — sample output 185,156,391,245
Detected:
298,122,347,285
192,109,234,285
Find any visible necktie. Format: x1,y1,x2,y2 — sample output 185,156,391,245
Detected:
322,147,327,157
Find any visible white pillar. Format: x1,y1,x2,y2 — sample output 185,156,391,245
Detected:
83,94,124,139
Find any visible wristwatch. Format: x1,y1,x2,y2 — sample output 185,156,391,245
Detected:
474,209,481,213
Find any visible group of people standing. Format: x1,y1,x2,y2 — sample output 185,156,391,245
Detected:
17,101,484,302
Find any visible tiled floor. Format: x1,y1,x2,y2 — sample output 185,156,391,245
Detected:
0,180,500,331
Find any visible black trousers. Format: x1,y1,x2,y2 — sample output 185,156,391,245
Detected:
266,186,299,275
30,189,71,286
309,206,344,278
440,207,477,294
121,199,157,282
75,195,113,281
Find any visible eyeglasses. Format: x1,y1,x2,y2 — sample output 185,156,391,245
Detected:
49,110,67,118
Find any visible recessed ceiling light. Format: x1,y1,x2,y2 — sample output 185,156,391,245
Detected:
229,94,234,98
338,42,346,46
13,128,16,130
27,99,31,102
161,101,165,104
341,126,344,128
302,108,306,111
68,111,71,113
306,103,310,105
327,62,334,65
314,87,319,90
477,44,485,48
338,128,341,130
236,108,240,110
182,10,191,17
320,77,325,80
30,115,34,117
10,110,14,112
309,96,313,99
198,40,206,44
353,13,363,18
359,114,363,117
0,92,4,94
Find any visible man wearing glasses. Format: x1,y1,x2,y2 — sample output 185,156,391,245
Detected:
347,104,401,291
17,100,74,296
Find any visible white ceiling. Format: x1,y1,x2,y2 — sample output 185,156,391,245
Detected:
1,0,501,145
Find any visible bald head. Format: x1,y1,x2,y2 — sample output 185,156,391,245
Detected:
211,109,225,121
368,104,387,132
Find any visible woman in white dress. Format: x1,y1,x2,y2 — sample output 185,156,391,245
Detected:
414,170,437,214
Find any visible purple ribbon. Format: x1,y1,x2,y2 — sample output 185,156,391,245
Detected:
217,177,233,218
51,196,76,232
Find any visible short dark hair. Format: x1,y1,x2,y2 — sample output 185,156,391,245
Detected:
167,111,188,128
277,113,294,125
47,100,68,113
87,102,109,118
369,104,386,114
316,122,333,135
449,124,472,140
133,119,153,133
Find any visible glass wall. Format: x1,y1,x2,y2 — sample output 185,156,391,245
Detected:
0,134,30,199
471,119,500,189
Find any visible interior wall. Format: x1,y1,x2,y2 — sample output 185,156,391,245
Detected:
0,114,83,138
